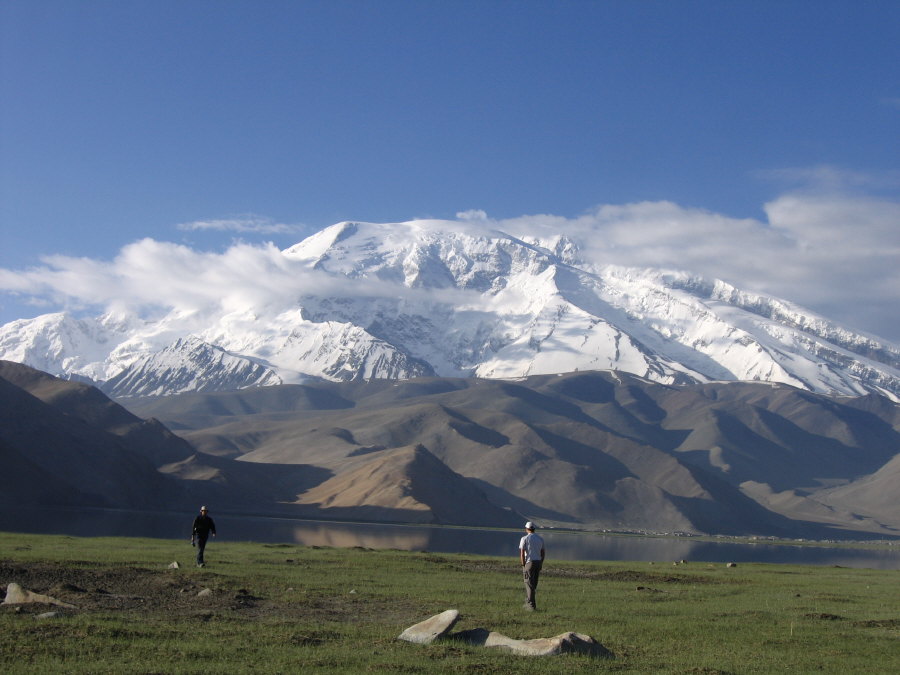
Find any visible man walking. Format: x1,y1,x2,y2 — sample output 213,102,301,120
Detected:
519,521,545,611
191,505,216,567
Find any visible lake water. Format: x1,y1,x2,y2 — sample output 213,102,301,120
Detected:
1,506,897,570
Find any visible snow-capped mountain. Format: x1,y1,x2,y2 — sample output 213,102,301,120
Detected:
101,336,283,398
2,219,899,399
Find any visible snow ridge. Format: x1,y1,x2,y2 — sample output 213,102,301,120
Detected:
2,219,898,400
101,336,282,398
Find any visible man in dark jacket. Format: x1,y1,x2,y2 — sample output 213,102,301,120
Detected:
191,505,216,567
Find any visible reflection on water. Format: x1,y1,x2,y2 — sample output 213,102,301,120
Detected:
284,522,430,551
0,506,897,570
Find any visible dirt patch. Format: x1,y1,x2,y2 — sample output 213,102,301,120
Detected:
0,560,415,624
439,559,723,585
804,613,844,621
545,567,721,584
853,618,900,629
1,561,225,616
443,559,510,574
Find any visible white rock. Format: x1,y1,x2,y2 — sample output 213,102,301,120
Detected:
2,583,76,608
484,631,612,657
398,609,460,644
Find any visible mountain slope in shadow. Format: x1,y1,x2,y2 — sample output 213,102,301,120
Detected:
122,370,900,538
2,359,896,538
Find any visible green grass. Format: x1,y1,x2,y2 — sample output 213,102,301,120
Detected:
1,532,897,673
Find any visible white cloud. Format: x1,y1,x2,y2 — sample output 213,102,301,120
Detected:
761,193,900,334
456,209,489,221
176,214,306,235
754,164,900,193
0,240,317,322
0,236,476,323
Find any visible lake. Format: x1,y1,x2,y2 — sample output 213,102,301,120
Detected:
1,506,897,570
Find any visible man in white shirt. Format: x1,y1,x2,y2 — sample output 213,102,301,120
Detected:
518,521,545,611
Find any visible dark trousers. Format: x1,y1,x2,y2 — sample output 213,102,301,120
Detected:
523,559,543,608
196,536,208,565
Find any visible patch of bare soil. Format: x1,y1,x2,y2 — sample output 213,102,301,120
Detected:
0,561,234,617
0,561,413,624
441,558,723,585
853,618,900,629
574,569,714,584
805,612,844,621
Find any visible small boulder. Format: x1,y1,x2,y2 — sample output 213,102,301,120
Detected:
168,561,180,569
484,631,612,657
398,609,460,644
197,588,213,598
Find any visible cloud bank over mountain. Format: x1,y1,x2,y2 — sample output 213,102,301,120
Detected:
490,192,900,341
2,193,898,341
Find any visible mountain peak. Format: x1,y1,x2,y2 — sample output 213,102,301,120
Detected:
1,218,898,399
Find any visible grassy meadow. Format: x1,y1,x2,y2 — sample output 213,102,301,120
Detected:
0,531,897,674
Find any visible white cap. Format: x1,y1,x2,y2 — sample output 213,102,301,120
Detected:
200,506,207,511
525,521,536,530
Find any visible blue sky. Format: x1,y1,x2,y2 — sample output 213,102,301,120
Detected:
1,0,899,341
